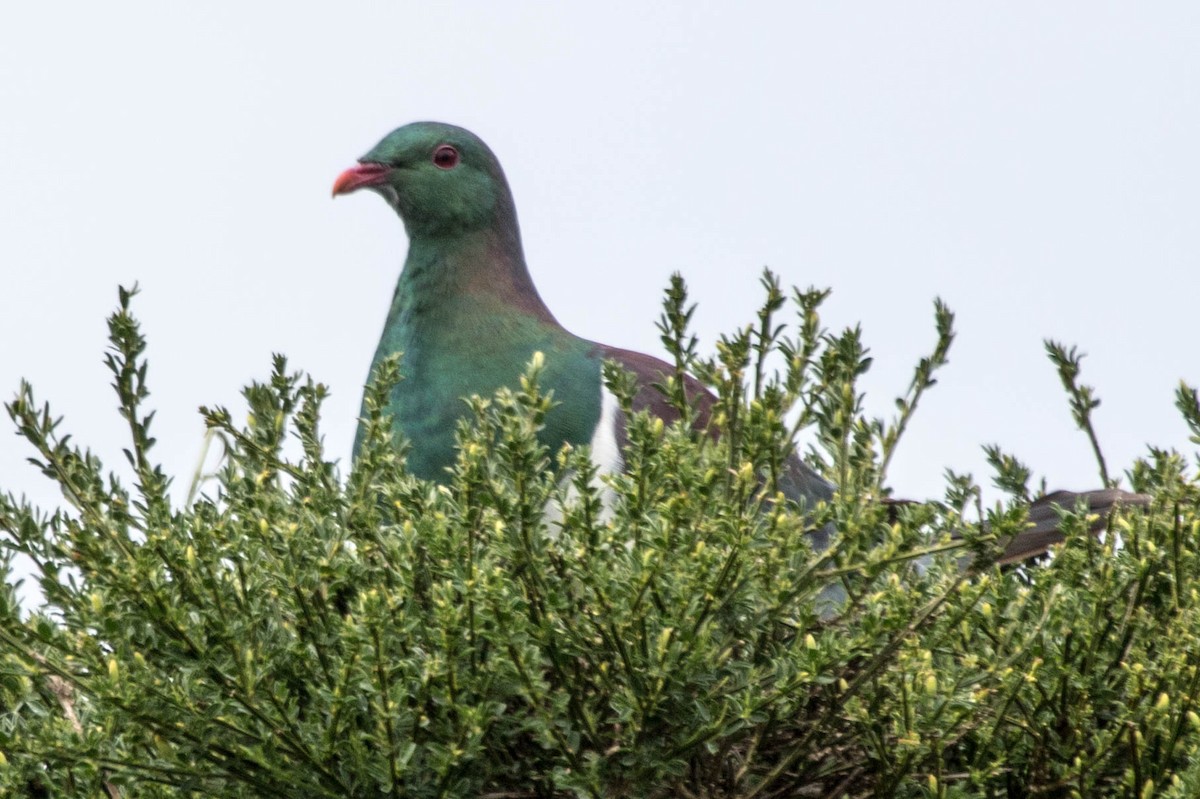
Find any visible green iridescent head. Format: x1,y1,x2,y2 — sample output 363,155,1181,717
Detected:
332,121,512,238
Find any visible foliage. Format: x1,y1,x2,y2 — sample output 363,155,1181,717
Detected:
2,277,1197,798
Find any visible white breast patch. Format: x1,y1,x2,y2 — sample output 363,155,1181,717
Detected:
544,382,624,528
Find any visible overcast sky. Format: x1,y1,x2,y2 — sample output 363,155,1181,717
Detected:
2,4,1198,528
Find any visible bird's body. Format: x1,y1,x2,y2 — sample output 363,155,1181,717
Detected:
333,120,1141,563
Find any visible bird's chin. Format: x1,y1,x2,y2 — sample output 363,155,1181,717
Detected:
371,184,402,212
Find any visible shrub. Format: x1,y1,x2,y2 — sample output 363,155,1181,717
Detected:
2,277,1197,798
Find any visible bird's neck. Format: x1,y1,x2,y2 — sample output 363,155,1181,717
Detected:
394,226,557,327
376,226,568,376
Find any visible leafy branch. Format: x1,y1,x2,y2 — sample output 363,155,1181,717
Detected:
1045,340,1112,487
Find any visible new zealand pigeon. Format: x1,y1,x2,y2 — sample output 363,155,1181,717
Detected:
332,121,1145,563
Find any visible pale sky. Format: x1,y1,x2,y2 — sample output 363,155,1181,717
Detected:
2,4,1198,530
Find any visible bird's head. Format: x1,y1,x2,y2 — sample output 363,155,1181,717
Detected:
332,121,510,238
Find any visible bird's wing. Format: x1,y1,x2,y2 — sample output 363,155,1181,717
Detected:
593,344,715,433
992,488,1151,565
595,345,1148,567
595,343,835,508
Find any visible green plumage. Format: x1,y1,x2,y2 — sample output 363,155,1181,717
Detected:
343,122,601,480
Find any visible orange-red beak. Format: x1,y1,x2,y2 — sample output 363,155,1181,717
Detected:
331,162,393,197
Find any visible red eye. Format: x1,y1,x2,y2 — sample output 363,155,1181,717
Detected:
433,145,459,169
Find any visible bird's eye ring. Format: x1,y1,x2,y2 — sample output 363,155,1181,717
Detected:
433,145,460,169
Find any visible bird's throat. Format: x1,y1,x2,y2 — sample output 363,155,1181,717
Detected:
390,229,557,336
